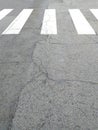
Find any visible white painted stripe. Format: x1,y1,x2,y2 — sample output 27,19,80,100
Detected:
41,9,57,35
69,9,95,35
2,9,33,34
0,9,13,21
90,9,98,20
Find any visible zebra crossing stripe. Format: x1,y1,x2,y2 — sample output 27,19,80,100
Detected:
0,9,13,21
2,9,33,35
41,9,57,35
90,9,98,20
1,8,98,35
69,9,96,35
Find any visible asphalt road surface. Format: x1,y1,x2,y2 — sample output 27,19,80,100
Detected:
0,0,98,130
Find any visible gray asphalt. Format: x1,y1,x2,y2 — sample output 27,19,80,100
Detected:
0,0,98,130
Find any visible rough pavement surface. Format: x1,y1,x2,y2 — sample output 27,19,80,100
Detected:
0,0,98,130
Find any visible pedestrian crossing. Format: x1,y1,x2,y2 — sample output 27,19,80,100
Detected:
90,9,98,20
69,9,96,35
2,9,33,34
41,9,57,35
0,9,98,35
0,9,13,21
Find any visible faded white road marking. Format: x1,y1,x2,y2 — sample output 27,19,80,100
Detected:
69,9,95,35
41,9,57,35
0,9,13,21
90,9,98,20
2,9,33,34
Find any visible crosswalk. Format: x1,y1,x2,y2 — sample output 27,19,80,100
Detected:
2,9,33,34
0,9,13,21
69,9,96,35
41,9,57,35
0,9,98,35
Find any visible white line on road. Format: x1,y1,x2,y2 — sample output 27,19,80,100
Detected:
41,9,57,35
0,9,13,21
2,9,33,34
90,9,98,20
69,9,96,35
